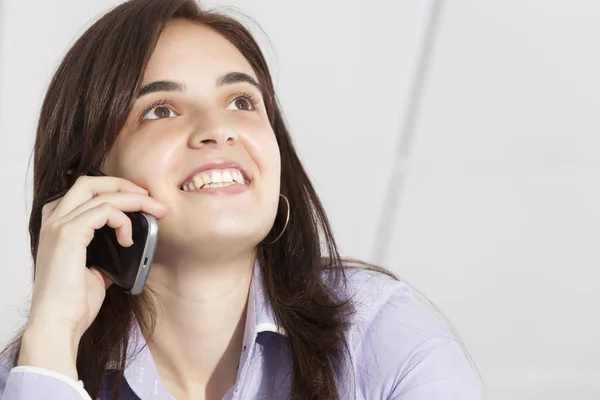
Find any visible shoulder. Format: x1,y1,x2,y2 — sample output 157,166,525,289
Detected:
342,267,449,333
339,267,482,399
340,266,452,344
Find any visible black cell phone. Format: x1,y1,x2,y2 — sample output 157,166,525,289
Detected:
85,169,158,295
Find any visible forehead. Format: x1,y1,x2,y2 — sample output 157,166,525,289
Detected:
142,19,257,85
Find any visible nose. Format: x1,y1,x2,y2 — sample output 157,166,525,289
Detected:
187,110,238,149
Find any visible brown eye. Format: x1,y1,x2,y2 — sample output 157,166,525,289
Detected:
154,106,171,118
234,98,251,110
142,104,177,120
226,95,257,112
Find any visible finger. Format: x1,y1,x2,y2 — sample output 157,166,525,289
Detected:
67,202,133,247
41,198,62,224
53,175,148,219
59,192,169,223
89,267,113,290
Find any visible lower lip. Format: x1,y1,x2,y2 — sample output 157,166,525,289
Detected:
182,183,249,195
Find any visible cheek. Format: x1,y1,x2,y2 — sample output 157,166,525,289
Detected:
111,133,182,190
256,138,281,196
241,126,281,182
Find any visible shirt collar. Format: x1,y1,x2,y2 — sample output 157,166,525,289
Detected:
119,260,286,398
244,260,287,339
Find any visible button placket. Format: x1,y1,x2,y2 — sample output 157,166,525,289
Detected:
234,339,257,399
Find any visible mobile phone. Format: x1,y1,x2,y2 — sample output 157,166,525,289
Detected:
85,169,158,295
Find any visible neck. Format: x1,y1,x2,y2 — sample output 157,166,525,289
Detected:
143,250,255,399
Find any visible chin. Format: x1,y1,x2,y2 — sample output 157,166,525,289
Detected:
163,217,267,252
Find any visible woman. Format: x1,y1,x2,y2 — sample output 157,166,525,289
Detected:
0,0,480,399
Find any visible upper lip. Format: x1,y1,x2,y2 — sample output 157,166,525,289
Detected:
179,160,252,187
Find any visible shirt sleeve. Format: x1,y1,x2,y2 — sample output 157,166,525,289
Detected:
354,278,483,400
388,337,482,400
1,365,92,400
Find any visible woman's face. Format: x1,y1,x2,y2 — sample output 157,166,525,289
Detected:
104,20,281,257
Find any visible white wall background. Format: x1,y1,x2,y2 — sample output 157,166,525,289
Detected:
1,1,599,399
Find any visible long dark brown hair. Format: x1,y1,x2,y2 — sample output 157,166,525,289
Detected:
1,0,379,398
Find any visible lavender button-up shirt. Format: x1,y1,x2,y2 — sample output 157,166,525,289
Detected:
1,265,481,399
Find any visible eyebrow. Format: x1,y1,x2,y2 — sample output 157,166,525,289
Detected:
137,80,184,97
216,72,260,90
137,72,261,98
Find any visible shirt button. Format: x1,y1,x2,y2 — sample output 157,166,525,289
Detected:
242,345,247,352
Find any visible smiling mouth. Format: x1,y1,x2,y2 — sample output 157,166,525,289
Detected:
179,168,249,191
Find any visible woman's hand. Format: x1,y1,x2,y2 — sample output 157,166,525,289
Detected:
18,175,169,379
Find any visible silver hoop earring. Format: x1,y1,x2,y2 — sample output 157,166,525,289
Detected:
263,194,290,245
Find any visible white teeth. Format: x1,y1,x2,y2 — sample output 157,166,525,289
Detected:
211,171,222,184
222,171,233,183
207,182,234,189
233,170,244,184
181,168,247,190
193,175,203,189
